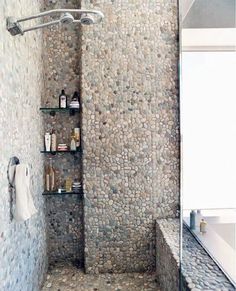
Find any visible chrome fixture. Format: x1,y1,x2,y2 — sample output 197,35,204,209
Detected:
7,9,104,36
59,13,75,25
80,13,95,25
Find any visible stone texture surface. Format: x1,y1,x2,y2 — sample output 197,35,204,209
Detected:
0,0,47,290
41,262,159,291
156,219,180,291
81,0,179,273
156,219,235,291
45,195,84,266
42,0,83,265
182,224,235,291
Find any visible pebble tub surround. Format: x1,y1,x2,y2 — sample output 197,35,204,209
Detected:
42,0,83,265
156,219,235,291
0,0,47,290
182,224,235,291
81,0,179,273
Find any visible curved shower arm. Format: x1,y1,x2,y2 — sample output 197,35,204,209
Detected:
17,9,104,23
23,19,80,33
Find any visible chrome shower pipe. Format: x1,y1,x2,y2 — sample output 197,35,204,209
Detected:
23,20,80,33
7,9,104,36
17,9,104,23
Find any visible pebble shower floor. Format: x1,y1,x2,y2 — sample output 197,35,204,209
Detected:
41,262,159,291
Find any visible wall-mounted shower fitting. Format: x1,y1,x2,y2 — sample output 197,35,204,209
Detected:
7,9,104,36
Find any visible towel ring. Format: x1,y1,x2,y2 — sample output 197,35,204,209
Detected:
7,156,20,188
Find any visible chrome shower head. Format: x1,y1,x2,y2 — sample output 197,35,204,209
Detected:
60,12,74,25
80,13,95,25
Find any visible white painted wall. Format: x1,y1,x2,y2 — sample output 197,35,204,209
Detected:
182,51,236,210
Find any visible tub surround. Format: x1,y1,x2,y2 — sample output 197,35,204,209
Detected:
156,219,235,291
182,224,235,290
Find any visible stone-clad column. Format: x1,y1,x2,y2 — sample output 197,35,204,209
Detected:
81,0,179,273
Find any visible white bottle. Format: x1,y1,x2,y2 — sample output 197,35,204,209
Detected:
51,130,57,152
70,137,76,151
45,133,51,152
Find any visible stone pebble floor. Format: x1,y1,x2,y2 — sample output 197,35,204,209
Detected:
41,263,160,291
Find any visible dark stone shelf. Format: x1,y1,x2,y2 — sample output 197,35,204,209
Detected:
40,149,82,155
42,190,83,196
40,107,80,116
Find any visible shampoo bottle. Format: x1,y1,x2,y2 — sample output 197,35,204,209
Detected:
74,127,80,149
196,210,201,229
200,219,207,234
49,158,55,191
190,210,196,230
45,165,50,192
45,133,51,152
51,129,57,152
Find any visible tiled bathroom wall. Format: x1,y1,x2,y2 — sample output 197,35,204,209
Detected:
81,0,179,273
42,0,84,266
0,0,47,290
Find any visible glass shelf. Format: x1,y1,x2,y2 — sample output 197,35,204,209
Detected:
42,190,83,196
40,148,82,155
40,107,79,116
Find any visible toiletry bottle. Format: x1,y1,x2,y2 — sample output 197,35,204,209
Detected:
196,210,201,230
51,129,57,152
74,127,80,149
69,91,80,109
65,177,72,192
49,158,55,191
45,132,51,152
59,89,67,109
72,91,79,102
45,165,50,192
70,137,76,151
200,219,207,234
190,210,196,230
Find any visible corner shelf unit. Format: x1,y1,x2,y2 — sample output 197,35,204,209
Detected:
40,104,82,198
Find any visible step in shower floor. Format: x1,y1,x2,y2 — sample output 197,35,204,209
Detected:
41,262,159,291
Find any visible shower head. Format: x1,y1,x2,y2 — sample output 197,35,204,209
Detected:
80,13,95,25
7,9,104,36
60,13,74,25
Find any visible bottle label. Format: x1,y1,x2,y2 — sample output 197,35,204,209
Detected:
60,96,66,108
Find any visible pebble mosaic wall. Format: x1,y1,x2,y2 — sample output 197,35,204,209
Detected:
81,0,179,273
42,0,84,265
45,195,84,266
156,219,180,291
0,0,47,290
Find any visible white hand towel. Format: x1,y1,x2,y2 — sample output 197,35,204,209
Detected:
14,164,37,221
